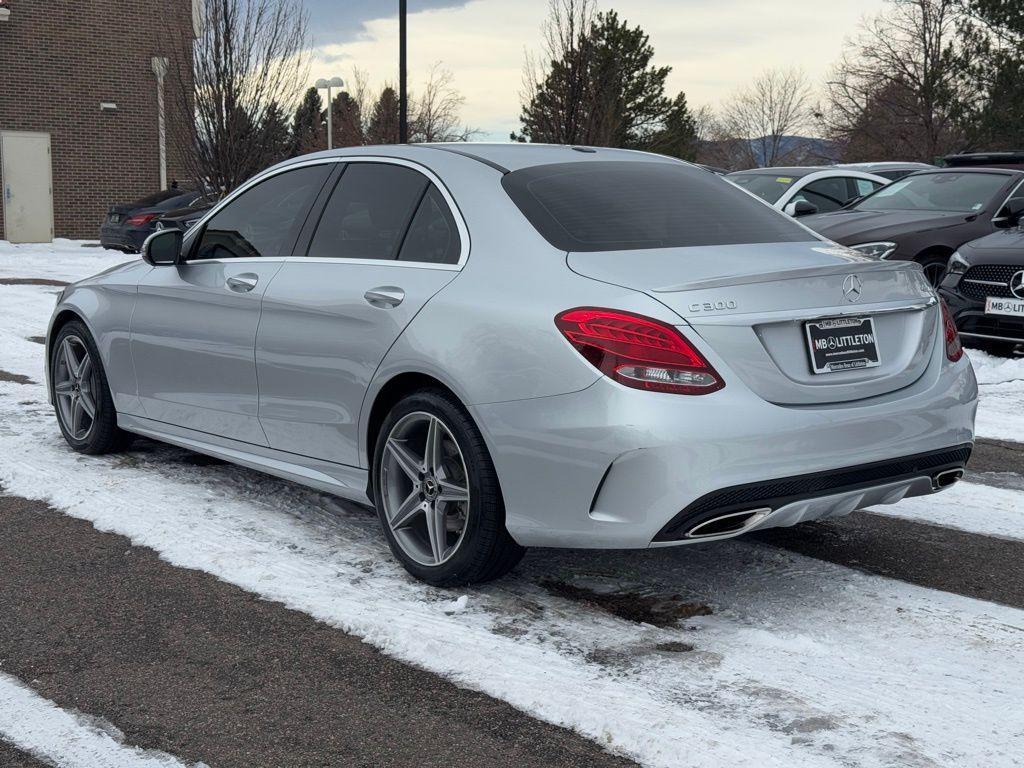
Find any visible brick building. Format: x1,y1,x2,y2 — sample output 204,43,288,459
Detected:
0,1,198,242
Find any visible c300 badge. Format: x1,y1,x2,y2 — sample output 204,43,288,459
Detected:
688,299,738,313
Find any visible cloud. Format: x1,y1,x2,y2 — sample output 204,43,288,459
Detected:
307,0,890,141
303,0,472,45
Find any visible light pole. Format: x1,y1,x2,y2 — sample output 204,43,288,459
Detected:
315,76,345,150
399,0,407,143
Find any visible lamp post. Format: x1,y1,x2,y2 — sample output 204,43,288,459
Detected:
399,0,407,143
315,76,345,150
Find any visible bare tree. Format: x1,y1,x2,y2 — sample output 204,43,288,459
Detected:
168,0,310,194
719,69,814,167
410,63,478,143
821,0,971,162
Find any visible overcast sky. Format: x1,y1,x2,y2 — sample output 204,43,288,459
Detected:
304,0,890,140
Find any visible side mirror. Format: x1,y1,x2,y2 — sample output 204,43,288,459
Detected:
994,199,1024,228
785,199,819,217
142,228,182,266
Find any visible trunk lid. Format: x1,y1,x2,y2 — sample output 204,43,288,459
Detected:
567,242,939,405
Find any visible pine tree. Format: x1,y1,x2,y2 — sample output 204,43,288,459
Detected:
292,86,324,156
367,87,401,144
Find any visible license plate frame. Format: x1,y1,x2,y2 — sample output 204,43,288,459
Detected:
804,316,881,375
984,296,1024,317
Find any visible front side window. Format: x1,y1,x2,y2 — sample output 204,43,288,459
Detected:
193,164,331,260
856,172,1009,213
307,163,428,260
505,161,814,252
793,177,851,212
853,178,884,196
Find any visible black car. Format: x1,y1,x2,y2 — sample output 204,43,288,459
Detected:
939,221,1024,355
942,151,1024,171
154,201,215,233
100,188,206,253
803,168,1024,286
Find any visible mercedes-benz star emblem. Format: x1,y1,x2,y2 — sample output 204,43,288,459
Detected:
1010,270,1024,300
843,274,863,303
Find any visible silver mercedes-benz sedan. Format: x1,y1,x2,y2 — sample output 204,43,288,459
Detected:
46,144,977,585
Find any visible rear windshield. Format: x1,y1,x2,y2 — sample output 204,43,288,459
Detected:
131,190,199,210
503,161,814,252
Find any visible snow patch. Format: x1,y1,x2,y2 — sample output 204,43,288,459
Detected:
0,672,204,768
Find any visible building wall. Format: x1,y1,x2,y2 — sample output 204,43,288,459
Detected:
0,0,195,240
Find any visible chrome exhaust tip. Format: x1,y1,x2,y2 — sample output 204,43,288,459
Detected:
933,468,964,490
684,507,772,539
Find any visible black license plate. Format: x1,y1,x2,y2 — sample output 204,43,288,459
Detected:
804,316,880,374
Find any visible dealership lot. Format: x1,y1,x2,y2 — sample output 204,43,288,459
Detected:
2,241,1023,767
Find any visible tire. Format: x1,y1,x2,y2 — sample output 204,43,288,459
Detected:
917,252,951,288
372,388,525,586
50,320,133,455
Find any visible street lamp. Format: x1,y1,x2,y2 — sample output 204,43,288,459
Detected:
315,76,345,150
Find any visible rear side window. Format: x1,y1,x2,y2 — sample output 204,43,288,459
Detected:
398,186,461,264
503,161,813,252
308,163,428,260
193,165,330,260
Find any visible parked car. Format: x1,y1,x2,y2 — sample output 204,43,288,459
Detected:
100,188,206,253
154,201,216,233
832,161,937,181
726,167,888,217
803,167,1024,286
938,219,1024,355
47,145,976,585
942,151,1024,171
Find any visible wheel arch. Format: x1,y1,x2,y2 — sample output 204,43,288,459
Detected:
363,371,465,478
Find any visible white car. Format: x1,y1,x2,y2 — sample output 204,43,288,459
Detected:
727,167,889,218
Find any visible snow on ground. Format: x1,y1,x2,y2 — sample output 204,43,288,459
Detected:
0,239,134,282
966,348,1024,443
2,242,1024,767
0,673,202,768
869,479,1024,540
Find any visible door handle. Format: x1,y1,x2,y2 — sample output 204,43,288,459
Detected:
226,273,259,292
364,286,405,308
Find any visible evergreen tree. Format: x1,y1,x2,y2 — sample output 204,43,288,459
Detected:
367,87,401,144
331,91,365,147
292,86,324,156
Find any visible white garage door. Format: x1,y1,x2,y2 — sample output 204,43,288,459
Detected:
2,131,54,243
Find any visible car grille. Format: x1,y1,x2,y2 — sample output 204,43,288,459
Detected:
955,312,1024,340
959,264,1024,301
654,444,973,541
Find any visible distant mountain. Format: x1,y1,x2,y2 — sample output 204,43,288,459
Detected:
748,135,841,166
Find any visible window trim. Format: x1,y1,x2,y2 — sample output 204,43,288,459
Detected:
181,155,469,271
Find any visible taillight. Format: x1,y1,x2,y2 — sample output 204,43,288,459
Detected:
940,298,963,362
125,213,158,228
555,307,724,395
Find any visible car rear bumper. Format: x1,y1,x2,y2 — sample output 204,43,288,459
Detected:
99,225,148,253
471,336,977,549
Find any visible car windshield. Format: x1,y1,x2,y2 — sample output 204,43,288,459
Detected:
855,172,1007,213
503,161,813,252
726,173,803,204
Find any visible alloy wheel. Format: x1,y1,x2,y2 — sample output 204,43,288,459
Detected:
53,335,98,441
922,261,946,288
380,411,471,567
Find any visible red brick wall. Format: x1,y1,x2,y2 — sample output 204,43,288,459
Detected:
0,0,195,240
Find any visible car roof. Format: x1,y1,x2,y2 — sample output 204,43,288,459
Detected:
834,162,935,170
285,142,689,174
728,167,819,178
906,166,1023,177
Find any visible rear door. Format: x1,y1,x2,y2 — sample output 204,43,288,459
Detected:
256,159,464,466
130,163,333,444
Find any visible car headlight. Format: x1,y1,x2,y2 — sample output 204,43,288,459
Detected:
849,241,898,259
946,251,969,275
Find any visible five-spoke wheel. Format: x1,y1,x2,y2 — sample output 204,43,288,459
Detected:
53,335,98,441
381,412,472,567
372,389,525,585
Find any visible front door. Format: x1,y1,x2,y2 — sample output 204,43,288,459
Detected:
1,131,54,243
130,162,333,445
257,161,464,466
